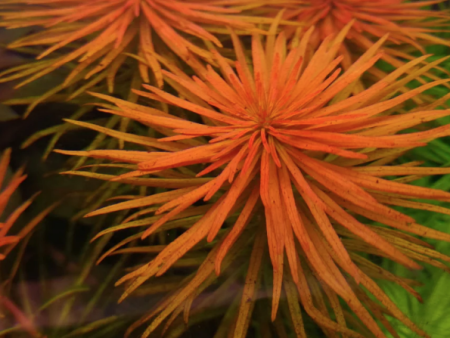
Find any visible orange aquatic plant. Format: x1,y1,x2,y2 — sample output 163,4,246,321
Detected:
261,0,450,94
272,0,449,47
57,24,450,337
0,0,277,113
0,149,54,261
0,149,24,260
